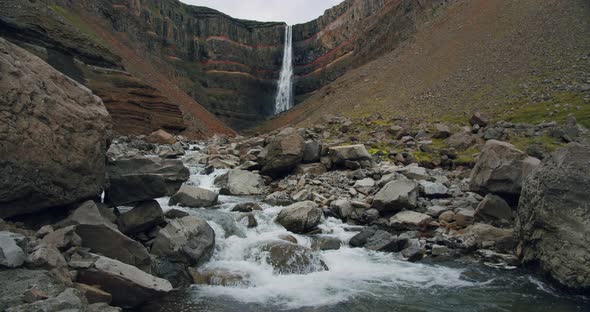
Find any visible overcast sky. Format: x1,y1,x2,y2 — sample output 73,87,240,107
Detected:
180,0,343,25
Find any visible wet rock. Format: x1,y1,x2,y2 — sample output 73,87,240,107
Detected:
237,213,258,228
169,185,218,208
146,130,176,145
151,216,215,265
328,145,372,166
77,254,172,308
431,245,449,257
215,170,264,195
189,268,251,287
517,143,590,291
402,243,425,262
191,209,246,238
476,249,519,267
365,230,408,252
312,237,342,251
264,191,293,206
276,201,323,234
372,180,418,212
474,194,513,225
260,128,305,178
278,234,298,244
389,211,435,231
117,200,165,234
349,226,378,247
469,140,540,201
459,223,516,253
164,209,189,219
0,231,26,268
105,157,190,206
232,202,263,212
0,38,111,218
255,241,328,275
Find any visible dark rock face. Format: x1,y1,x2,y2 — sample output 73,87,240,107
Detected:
0,38,111,219
517,144,590,293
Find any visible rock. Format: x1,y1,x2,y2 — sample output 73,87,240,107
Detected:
27,243,67,270
105,157,190,206
146,129,176,145
77,254,172,308
372,180,418,212
328,145,372,166
294,163,328,175
446,131,477,150
276,201,322,234
431,245,450,257
215,170,264,195
426,205,448,218
74,283,112,304
191,209,246,238
469,112,489,127
117,200,165,234
189,268,250,287
399,165,429,180
454,208,475,227
469,140,540,201
151,216,215,265
418,181,449,198
349,227,378,247
155,143,184,158
278,234,298,244
0,38,111,218
264,191,293,206
36,225,54,238
312,237,342,251
364,230,408,252
329,199,354,221
6,288,85,312
517,143,590,291
75,224,152,272
0,232,26,268
254,241,328,274
0,269,66,310
22,287,49,303
260,128,305,178
169,185,218,208
459,223,515,253
41,226,81,250
433,124,451,139
354,178,376,195
59,200,117,229
164,209,189,219
237,213,258,228
402,243,425,262
302,141,322,163
232,202,263,213
389,211,434,231
475,194,513,225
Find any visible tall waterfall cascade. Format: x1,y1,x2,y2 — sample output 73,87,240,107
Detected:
274,25,294,114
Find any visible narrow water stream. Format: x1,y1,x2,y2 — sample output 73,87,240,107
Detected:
274,25,294,114
144,149,589,312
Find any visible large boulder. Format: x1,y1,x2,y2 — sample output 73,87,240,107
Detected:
77,254,172,308
389,211,435,231
276,201,322,234
168,185,218,208
0,38,111,218
146,129,176,145
214,170,264,195
253,241,328,274
260,127,305,178
470,140,540,201
151,216,215,265
474,194,513,225
0,232,26,268
517,143,590,292
105,157,190,206
372,180,418,212
117,200,165,234
328,144,372,166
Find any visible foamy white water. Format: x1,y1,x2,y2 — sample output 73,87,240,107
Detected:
274,25,294,114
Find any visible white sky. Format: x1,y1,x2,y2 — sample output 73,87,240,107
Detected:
180,0,344,25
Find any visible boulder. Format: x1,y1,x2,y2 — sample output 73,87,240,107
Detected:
276,201,322,234
459,223,516,253
0,38,111,218
328,145,372,166
389,211,434,231
418,181,449,198
151,216,215,265
231,202,263,213
311,237,342,251
214,170,264,195
117,200,165,234
41,226,81,250
264,191,293,206
58,200,117,229
254,241,328,274
75,224,151,272
146,130,176,145
302,141,322,163
168,185,218,208
164,209,189,219
446,131,477,150
469,140,540,201
349,227,378,247
433,124,452,139
190,268,250,287
260,128,305,178
469,112,489,127
77,254,172,308
372,180,418,212
105,157,190,206
354,178,376,195
474,194,513,225
329,199,354,221
364,230,408,252
517,143,590,292
0,232,26,268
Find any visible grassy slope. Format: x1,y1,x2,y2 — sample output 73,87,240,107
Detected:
257,0,590,131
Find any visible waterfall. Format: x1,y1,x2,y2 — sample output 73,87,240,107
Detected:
274,25,294,114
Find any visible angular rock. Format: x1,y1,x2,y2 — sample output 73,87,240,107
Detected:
469,140,540,201
214,170,264,196
232,202,263,213
311,237,342,251
349,227,378,247
389,211,434,231
146,129,176,145
260,128,305,178
169,185,218,208
459,223,515,253
354,178,376,195
59,200,117,229
329,199,354,221
105,157,190,206
469,112,489,127
517,143,590,292
365,230,408,252
264,191,293,206
190,268,250,287
475,194,513,224
454,208,475,227
434,124,452,139
276,201,322,234
41,226,81,251
254,241,328,275
372,180,418,212
446,131,477,150
77,254,172,308
5,288,85,312
302,141,322,163
151,216,215,265
164,209,189,219
418,181,449,198
328,144,372,166
0,269,66,310
0,231,25,268
74,283,112,304
117,200,165,234
0,38,111,218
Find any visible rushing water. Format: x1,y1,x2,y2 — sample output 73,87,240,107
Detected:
274,25,294,114
144,149,590,312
